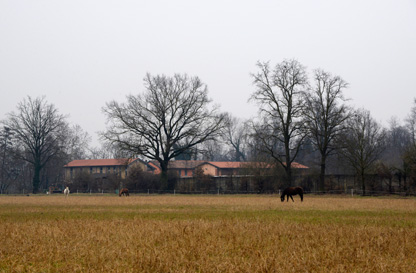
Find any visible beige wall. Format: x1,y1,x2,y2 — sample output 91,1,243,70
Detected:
199,163,219,176
64,160,149,181
64,163,145,181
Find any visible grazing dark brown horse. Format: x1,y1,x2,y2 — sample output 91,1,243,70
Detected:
119,188,129,197
281,187,303,202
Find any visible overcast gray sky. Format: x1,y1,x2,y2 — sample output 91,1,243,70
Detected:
1,0,415,146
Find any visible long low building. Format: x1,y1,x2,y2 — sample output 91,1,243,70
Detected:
64,159,308,180
148,160,308,178
63,158,156,180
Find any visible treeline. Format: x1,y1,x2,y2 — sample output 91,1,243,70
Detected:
1,59,416,194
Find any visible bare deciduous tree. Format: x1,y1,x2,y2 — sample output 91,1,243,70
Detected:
4,96,68,193
250,59,309,185
223,113,248,162
402,144,416,193
0,126,21,193
379,118,412,190
339,109,386,195
102,73,225,189
405,98,416,145
64,124,91,161
303,69,350,192
198,139,228,161
87,142,132,160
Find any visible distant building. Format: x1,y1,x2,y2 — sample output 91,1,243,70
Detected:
64,158,308,182
63,158,156,181
149,160,309,178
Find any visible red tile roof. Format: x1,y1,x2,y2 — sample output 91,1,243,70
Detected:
149,160,308,170
290,162,309,169
150,160,204,169
205,161,308,169
203,162,247,168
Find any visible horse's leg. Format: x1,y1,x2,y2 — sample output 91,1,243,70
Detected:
300,194,303,202
290,195,294,202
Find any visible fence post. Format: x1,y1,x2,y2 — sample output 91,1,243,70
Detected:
351,189,354,197
148,189,149,195
174,189,176,195
218,188,220,195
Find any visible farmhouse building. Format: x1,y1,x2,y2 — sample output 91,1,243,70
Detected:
64,158,308,181
63,158,156,181
149,160,308,178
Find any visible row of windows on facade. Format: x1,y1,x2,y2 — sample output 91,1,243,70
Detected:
69,167,127,177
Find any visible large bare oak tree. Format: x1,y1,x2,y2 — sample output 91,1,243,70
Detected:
4,96,68,193
102,73,225,189
250,60,309,185
303,69,350,192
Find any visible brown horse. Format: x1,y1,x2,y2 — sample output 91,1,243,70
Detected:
281,187,303,202
119,188,129,197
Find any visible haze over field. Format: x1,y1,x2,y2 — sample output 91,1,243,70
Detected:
1,0,416,145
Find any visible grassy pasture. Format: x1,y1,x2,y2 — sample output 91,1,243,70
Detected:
0,195,415,272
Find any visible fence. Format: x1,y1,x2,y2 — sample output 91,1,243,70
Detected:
2,188,414,197
1,173,415,196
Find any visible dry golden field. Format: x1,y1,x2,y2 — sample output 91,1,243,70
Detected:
0,194,415,272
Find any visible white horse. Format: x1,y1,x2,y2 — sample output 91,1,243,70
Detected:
63,187,70,197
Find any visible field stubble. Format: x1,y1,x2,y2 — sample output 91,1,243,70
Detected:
0,195,415,272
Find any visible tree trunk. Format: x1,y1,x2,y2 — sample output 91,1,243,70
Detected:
361,171,366,196
286,164,292,187
388,178,392,193
403,176,408,195
32,163,41,194
160,161,169,191
319,156,326,192
398,175,402,191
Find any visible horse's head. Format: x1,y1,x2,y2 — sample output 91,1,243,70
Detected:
280,194,285,202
